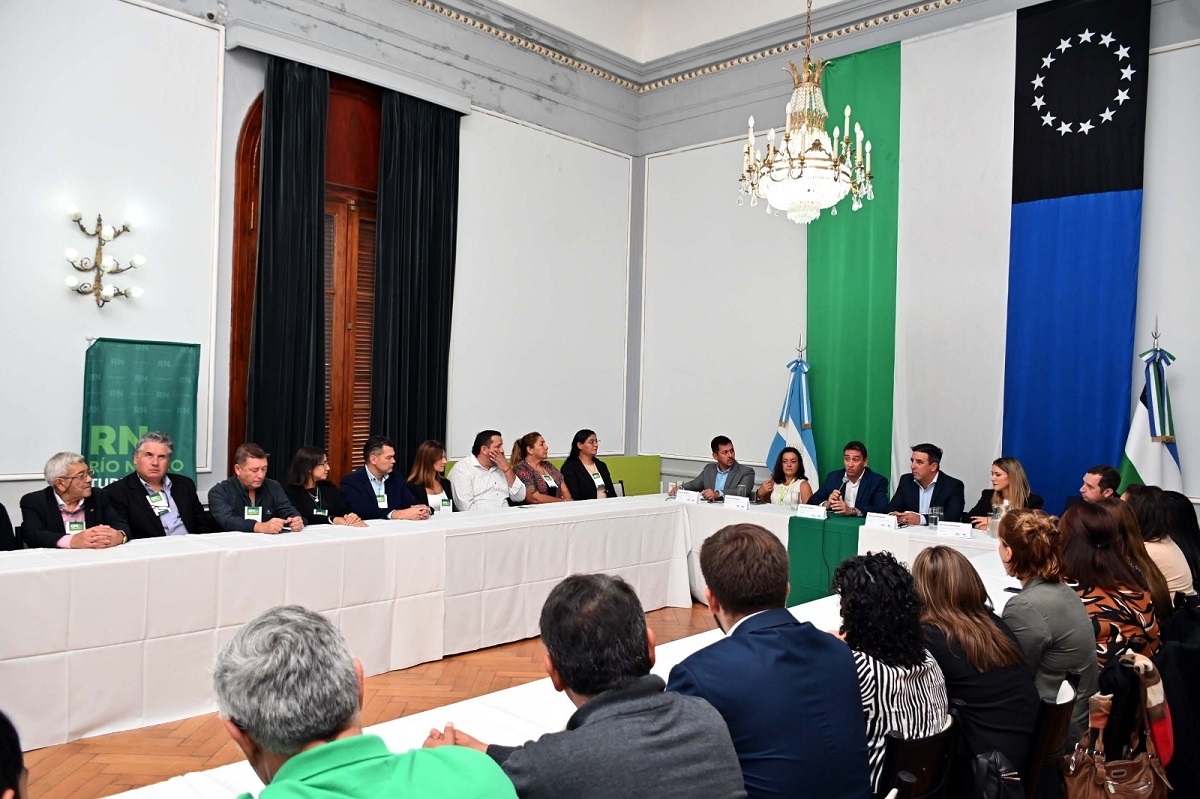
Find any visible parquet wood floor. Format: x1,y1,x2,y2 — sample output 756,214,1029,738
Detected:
26,604,717,799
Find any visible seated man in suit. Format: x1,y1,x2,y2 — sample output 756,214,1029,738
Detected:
424,574,747,799
215,605,515,799
887,442,965,525
209,443,304,534
19,451,130,548
808,440,889,517
105,431,215,539
340,435,429,521
667,524,871,799
672,436,756,501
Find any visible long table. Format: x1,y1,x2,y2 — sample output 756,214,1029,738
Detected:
0,496,792,750
110,565,1021,798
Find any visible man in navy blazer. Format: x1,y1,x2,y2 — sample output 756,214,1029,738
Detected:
340,435,429,521
808,440,889,516
667,523,872,799
887,442,966,525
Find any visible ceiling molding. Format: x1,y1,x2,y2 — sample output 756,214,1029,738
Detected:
421,0,969,93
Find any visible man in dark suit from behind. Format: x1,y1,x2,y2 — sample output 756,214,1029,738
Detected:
887,442,966,525
105,431,215,539
667,524,872,799
808,440,890,516
423,573,747,799
19,451,130,549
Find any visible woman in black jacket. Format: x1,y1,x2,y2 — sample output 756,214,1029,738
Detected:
406,440,455,515
560,429,616,501
284,447,364,526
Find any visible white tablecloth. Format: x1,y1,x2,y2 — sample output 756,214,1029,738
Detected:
0,496,694,750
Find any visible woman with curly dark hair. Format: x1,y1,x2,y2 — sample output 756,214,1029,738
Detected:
832,551,949,793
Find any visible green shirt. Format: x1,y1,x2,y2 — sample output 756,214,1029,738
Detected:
238,734,516,799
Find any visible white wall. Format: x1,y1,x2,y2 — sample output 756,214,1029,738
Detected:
0,0,223,511
447,110,632,459
640,138,807,465
1136,41,1200,497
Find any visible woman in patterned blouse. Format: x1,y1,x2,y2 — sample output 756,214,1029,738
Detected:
832,551,949,793
1059,501,1160,667
510,432,573,505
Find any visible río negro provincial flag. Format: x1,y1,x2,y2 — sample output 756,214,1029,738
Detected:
1001,0,1151,514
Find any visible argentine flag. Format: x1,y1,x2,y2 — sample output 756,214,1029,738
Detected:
766,357,819,493
1119,346,1183,491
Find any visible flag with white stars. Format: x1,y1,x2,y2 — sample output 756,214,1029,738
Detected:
1001,0,1151,515
1013,0,1150,201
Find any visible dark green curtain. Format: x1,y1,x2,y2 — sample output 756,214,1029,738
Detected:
246,57,329,477
371,92,462,475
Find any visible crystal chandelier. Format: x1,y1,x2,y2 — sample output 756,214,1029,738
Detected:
738,0,874,224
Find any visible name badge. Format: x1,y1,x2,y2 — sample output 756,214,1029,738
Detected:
590,471,604,487
314,508,329,517
244,505,262,520
792,503,827,520
724,494,750,510
676,489,701,504
864,512,898,530
543,474,557,488
936,520,972,539
441,497,452,508
68,521,85,533
146,492,169,517
375,494,388,509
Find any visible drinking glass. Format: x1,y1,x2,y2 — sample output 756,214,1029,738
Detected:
928,505,944,528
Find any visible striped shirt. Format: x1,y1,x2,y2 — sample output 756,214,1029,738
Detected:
852,649,949,792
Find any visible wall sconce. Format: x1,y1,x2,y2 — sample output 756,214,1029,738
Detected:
64,207,144,307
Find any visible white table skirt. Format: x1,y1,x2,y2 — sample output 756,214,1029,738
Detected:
109,571,1021,799
0,496,693,750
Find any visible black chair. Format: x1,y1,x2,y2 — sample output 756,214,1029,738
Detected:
876,716,959,799
1021,673,1081,799
887,771,918,799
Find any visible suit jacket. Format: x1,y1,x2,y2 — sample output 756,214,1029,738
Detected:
339,467,417,520
667,608,872,799
284,480,353,525
808,468,889,515
208,476,300,533
681,461,756,497
560,458,616,501
406,477,455,512
18,486,131,549
0,502,16,551
965,489,1044,520
105,471,215,539
888,471,966,523
487,675,746,799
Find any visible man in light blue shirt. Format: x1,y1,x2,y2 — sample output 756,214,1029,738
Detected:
673,436,757,501
105,431,216,539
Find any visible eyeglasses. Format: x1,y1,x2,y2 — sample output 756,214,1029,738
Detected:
318,461,330,468
585,439,599,445
62,468,93,482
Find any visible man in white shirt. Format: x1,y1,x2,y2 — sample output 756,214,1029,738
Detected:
449,430,526,510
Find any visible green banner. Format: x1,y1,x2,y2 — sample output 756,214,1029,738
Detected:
807,42,901,484
82,338,201,485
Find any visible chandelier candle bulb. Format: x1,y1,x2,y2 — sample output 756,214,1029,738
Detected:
65,248,78,261
65,276,78,288
100,225,115,241
67,207,82,222
865,142,872,174
844,106,851,135
132,254,145,266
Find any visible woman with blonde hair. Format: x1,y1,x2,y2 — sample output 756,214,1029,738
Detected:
510,432,572,505
966,457,1042,529
913,546,1038,784
996,509,1098,743
405,440,454,514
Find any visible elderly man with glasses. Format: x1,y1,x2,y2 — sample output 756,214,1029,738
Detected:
19,451,130,548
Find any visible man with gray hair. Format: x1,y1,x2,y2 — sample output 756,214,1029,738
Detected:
105,431,214,539
215,605,516,798
19,452,130,548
